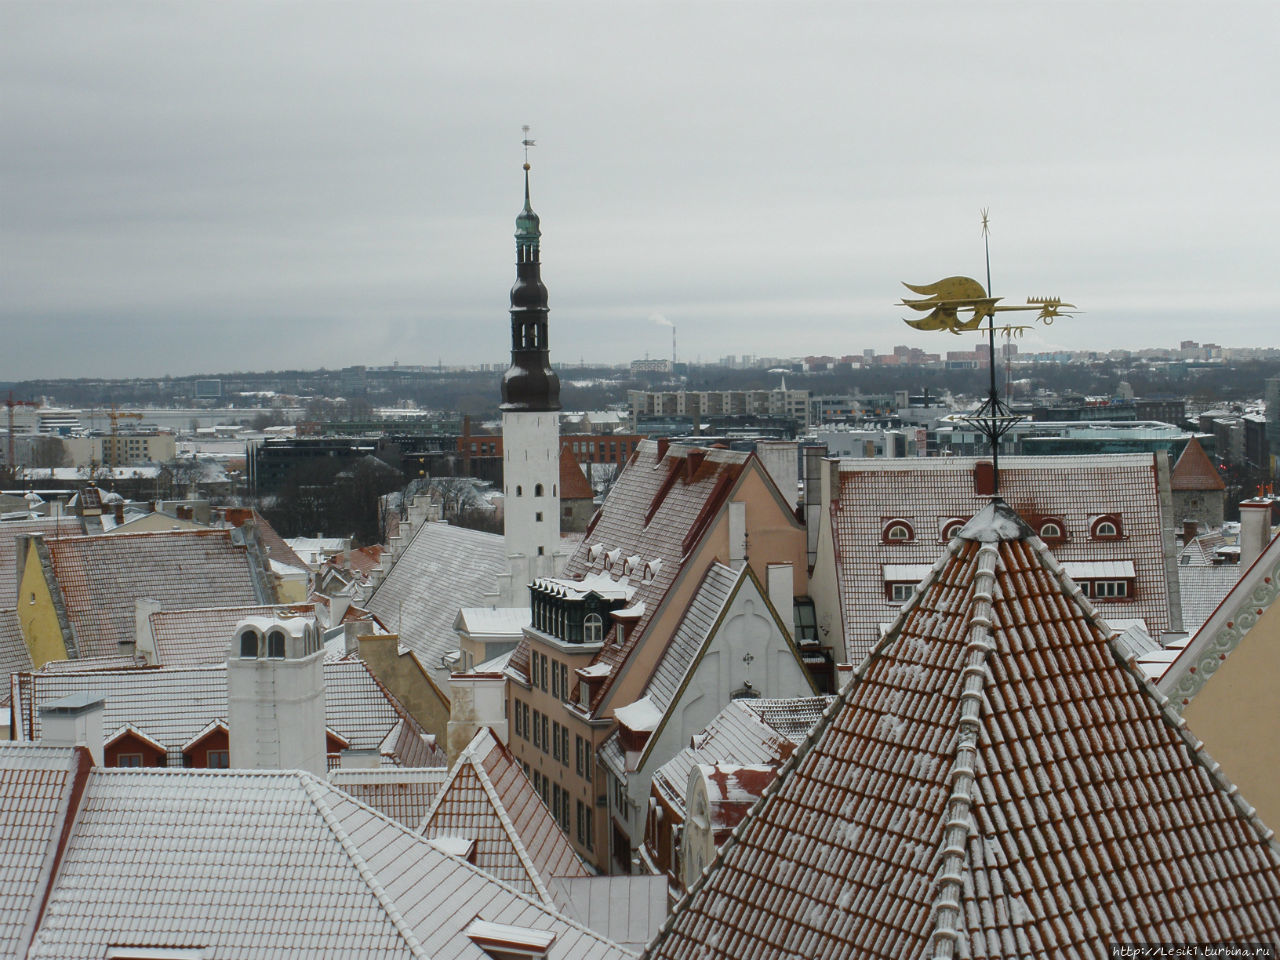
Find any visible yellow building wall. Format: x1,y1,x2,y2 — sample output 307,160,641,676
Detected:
17,544,69,668
1182,599,1280,832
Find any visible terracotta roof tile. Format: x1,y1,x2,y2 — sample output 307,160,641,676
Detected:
830,455,1175,663
148,603,318,667
0,609,32,705
45,530,262,659
559,444,595,500
420,729,590,903
510,441,751,713
328,767,449,827
647,501,1280,959
0,517,82,600
1171,437,1226,491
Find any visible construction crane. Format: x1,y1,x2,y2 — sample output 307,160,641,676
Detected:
106,405,144,470
4,392,38,472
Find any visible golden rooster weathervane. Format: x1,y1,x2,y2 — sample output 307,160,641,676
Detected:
899,210,1077,494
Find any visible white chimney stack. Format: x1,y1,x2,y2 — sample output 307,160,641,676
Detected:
1239,499,1273,570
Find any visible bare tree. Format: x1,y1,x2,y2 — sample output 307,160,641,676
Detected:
27,436,70,469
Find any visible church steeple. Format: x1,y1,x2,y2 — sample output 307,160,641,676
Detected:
501,148,561,413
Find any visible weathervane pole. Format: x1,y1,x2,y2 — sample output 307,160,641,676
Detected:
896,213,1075,500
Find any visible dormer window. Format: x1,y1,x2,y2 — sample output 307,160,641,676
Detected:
1090,515,1123,540
584,613,603,644
939,518,966,541
882,519,914,543
1038,518,1067,543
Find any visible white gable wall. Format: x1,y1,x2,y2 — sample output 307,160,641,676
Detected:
613,576,815,854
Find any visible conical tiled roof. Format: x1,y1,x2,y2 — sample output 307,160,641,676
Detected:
646,500,1280,959
1171,437,1225,491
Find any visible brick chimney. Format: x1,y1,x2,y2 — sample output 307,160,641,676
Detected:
974,461,996,497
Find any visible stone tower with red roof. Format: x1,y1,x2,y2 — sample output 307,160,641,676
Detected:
1170,436,1226,529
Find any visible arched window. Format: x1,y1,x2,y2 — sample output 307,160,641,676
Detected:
584,613,603,644
516,485,522,496
940,519,965,541
535,483,544,497
267,629,286,659
883,519,914,543
1091,515,1123,539
239,630,259,659
1040,521,1063,540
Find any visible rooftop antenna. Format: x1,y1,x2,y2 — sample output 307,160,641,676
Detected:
897,210,1076,494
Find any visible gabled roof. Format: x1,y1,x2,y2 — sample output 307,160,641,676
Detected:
0,744,90,960
509,441,762,713
148,602,317,667
828,454,1176,663
16,761,628,960
42,529,263,659
1161,525,1280,710
559,444,595,500
600,562,815,778
13,659,430,767
647,500,1280,959
419,729,590,905
0,608,32,706
367,522,508,684
328,767,450,827
217,507,310,571
1177,562,1241,636
651,696,832,819
1171,436,1226,491
0,517,82,600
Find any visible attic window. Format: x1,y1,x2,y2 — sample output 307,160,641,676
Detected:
1039,520,1065,541
882,519,914,543
1090,516,1123,540
939,518,966,541
465,919,556,959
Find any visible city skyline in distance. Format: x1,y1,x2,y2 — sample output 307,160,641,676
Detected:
2,3,1277,380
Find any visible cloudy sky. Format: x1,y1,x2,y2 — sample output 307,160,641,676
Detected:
2,2,1277,379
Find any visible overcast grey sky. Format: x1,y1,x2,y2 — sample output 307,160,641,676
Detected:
2,2,1277,379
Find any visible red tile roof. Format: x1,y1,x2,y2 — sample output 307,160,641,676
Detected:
216,507,310,571
829,455,1175,663
148,603,317,667
559,444,595,501
45,530,263,659
1171,436,1226,491
508,441,751,713
420,728,590,904
647,501,1280,959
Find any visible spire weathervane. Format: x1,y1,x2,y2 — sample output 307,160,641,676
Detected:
898,212,1076,494
522,124,535,169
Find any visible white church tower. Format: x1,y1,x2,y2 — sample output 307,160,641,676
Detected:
499,144,561,588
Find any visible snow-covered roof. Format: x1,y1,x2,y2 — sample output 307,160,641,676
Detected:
3,750,629,959
614,696,662,733
456,606,533,639
418,729,590,905
647,499,1280,958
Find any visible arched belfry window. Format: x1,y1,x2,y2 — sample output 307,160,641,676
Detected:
535,484,544,497
239,630,259,659
267,629,286,660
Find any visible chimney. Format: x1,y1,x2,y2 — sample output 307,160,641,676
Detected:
113,501,124,524
767,563,794,637
176,505,193,521
657,438,670,460
1182,519,1199,544
343,618,374,655
974,461,996,497
1239,499,1272,570
39,693,105,766
685,448,705,482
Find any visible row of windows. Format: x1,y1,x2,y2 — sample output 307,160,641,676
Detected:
515,701,571,769
884,516,1124,544
888,577,1133,604
512,483,554,497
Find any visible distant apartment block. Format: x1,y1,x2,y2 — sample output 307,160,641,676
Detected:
629,388,811,432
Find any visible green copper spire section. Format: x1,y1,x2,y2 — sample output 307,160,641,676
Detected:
515,166,541,246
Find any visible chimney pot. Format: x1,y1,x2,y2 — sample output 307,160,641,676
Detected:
974,461,996,497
